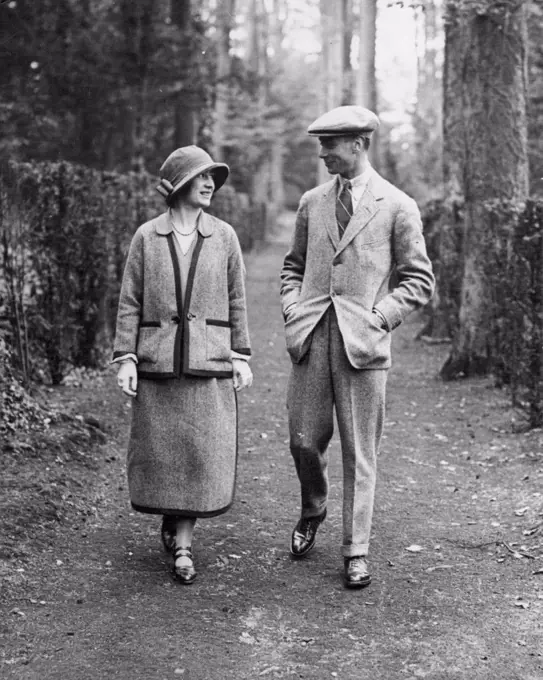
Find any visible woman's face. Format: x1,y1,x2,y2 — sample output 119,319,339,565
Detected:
185,171,215,209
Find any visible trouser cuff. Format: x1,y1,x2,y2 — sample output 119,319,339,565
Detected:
342,543,369,558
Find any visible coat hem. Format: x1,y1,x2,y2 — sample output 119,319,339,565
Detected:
131,501,233,518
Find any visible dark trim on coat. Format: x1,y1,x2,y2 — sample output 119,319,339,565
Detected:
232,347,251,356
166,233,184,377
139,368,235,379
184,368,234,378
139,321,161,328
138,371,178,380
182,233,205,374
206,318,231,327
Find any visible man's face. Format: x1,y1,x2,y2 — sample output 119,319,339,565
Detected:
318,136,358,176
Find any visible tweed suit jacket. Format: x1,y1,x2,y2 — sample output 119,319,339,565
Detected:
113,211,251,379
280,171,434,369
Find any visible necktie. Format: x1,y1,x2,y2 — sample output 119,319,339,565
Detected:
336,180,353,238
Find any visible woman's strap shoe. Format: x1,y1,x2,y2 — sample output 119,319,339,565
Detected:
173,546,197,584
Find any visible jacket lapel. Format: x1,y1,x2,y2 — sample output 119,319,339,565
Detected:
336,175,382,255
321,178,340,249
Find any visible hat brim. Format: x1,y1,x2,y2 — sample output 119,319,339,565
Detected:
169,161,230,199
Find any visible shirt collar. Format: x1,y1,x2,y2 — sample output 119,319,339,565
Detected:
338,164,374,191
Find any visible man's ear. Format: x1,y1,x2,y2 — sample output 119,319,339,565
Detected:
352,136,363,153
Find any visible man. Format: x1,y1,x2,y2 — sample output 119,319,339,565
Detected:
280,105,434,588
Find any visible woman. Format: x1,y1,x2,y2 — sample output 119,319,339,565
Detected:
113,145,252,584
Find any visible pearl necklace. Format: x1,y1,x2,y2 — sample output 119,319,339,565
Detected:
172,221,197,237
173,225,196,236
169,207,200,236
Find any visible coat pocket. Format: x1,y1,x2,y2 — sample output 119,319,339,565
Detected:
206,319,231,362
136,325,160,363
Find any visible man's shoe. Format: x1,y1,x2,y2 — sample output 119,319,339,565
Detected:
290,509,327,557
344,556,371,588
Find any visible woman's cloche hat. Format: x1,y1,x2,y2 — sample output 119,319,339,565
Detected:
156,145,229,201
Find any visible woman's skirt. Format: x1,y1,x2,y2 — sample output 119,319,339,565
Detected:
127,375,237,517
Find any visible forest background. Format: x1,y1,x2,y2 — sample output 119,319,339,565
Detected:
0,0,542,433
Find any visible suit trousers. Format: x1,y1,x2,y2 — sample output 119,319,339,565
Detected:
287,307,387,557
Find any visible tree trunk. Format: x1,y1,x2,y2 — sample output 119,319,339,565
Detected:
267,0,286,218
121,0,156,172
414,0,442,188
213,0,235,161
424,5,465,341
355,0,378,167
247,0,271,231
268,136,285,227
171,0,190,26
343,0,354,102
319,0,345,183
441,0,529,379
174,98,197,148
172,0,197,147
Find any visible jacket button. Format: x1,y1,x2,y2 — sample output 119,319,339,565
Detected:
187,312,195,320
171,315,180,324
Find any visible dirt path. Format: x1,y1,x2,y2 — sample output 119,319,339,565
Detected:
3,213,543,680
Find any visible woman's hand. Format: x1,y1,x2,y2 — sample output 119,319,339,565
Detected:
117,359,138,397
232,359,253,391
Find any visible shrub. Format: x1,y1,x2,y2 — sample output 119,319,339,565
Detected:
495,200,543,427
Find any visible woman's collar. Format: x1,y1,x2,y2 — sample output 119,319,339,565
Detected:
156,209,214,237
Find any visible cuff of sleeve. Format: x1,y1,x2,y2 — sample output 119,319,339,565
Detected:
111,353,138,365
232,351,250,361
372,308,389,332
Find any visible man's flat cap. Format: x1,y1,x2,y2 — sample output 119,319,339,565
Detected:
307,105,380,137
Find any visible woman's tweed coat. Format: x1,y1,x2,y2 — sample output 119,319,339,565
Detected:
113,210,251,516
114,212,251,376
